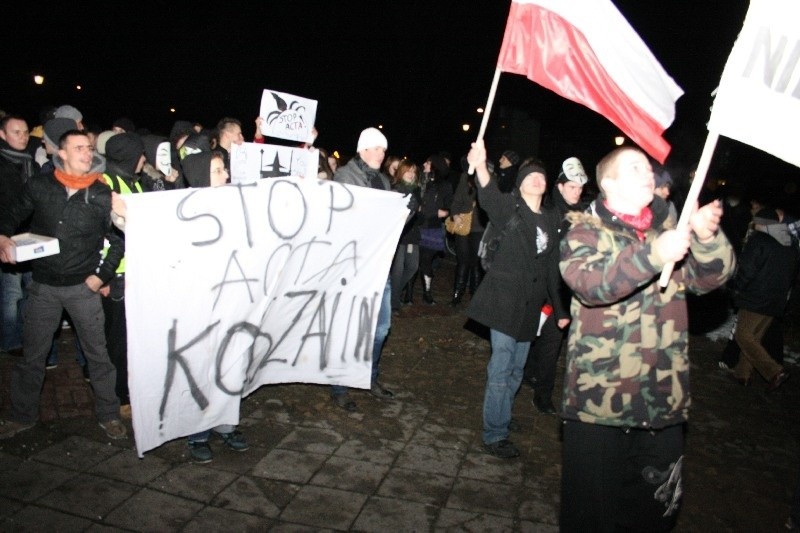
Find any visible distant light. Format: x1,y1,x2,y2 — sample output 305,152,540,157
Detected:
378,124,383,129
462,124,470,132
33,75,44,85
76,85,82,90
476,107,484,114
614,136,625,146
333,150,340,159
170,108,176,113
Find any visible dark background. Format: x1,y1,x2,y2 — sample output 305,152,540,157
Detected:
4,1,798,210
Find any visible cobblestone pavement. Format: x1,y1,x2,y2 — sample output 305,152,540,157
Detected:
1,258,798,532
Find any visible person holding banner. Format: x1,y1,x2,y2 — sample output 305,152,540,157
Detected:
330,127,396,411
213,117,244,175
557,146,734,531
180,150,250,461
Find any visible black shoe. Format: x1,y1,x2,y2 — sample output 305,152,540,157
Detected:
508,418,522,432
483,439,520,459
332,393,357,412
82,364,91,383
767,369,789,392
450,291,464,306
533,397,557,415
423,291,435,305
369,382,394,399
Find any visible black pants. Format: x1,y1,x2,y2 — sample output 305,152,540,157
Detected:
523,315,564,401
102,277,129,405
561,420,684,532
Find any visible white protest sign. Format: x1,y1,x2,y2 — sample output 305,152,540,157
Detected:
124,178,408,455
259,89,317,143
707,0,800,167
230,142,318,184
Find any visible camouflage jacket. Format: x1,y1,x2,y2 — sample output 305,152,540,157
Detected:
558,198,735,429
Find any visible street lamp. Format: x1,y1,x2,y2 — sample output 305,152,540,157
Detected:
462,124,470,132
614,136,625,146
33,75,44,85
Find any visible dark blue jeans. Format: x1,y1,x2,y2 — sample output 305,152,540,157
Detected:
331,279,391,396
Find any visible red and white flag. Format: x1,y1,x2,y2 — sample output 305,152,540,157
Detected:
707,0,800,169
497,0,683,163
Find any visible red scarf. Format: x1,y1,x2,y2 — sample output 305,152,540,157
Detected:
54,168,104,190
604,201,653,241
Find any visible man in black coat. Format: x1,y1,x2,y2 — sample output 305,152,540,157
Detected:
0,115,39,355
730,207,799,390
466,140,567,459
0,130,127,441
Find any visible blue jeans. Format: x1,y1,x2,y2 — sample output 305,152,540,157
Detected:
1,268,31,351
331,279,391,396
483,329,530,444
188,424,235,443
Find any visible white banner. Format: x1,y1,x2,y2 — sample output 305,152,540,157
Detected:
230,142,317,184
707,0,800,168
124,178,408,455
259,89,318,143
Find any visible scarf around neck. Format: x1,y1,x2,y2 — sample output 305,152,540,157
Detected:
54,168,104,190
604,201,653,241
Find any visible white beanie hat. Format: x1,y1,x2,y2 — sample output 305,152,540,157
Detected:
356,127,388,152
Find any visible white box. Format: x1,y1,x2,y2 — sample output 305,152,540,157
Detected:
11,233,60,262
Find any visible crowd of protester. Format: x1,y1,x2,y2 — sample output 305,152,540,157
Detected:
1,103,798,529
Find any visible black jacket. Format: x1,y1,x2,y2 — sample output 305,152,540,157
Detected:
0,139,39,232
0,158,123,286
734,228,799,317
467,179,565,341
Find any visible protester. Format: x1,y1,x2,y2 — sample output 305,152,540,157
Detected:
0,115,38,357
448,155,486,306
417,154,452,304
0,129,127,441
465,140,565,460
330,127,397,411
180,150,250,462
390,159,422,312
558,146,735,531
729,207,798,390
522,156,590,414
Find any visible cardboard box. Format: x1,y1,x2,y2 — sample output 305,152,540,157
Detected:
11,233,60,262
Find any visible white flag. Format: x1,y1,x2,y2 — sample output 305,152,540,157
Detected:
708,0,800,168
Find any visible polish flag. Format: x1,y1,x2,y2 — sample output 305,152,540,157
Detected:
497,0,683,163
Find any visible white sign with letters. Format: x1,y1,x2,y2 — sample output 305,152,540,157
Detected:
124,178,407,455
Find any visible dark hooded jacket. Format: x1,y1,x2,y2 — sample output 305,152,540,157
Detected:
104,133,144,194
182,152,214,188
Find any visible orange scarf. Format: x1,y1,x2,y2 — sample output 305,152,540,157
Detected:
54,169,104,190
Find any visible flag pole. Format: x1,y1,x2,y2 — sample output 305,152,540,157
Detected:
658,130,720,288
468,67,503,175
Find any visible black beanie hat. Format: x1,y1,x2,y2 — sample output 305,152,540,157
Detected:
516,162,547,188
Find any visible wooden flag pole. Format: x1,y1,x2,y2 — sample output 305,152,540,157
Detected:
468,68,503,175
658,130,720,288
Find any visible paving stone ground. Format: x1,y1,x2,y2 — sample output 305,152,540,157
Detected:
1,257,798,532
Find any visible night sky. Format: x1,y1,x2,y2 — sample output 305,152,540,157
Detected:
4,1,798,206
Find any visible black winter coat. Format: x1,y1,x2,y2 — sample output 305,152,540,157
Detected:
0,167,123,286
467,179,565,341
734,229,799,317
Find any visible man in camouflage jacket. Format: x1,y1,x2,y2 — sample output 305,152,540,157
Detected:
557,147,735,532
